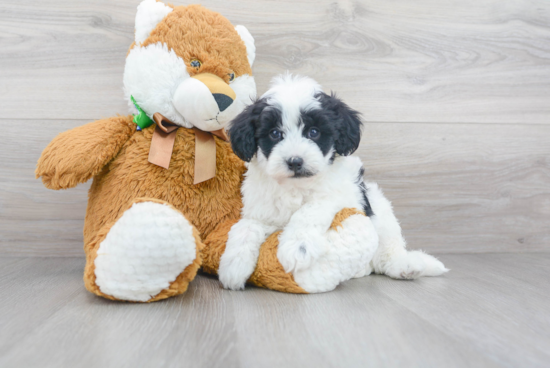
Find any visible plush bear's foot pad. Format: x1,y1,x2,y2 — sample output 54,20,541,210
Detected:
94,201,197,302
293,214,378,293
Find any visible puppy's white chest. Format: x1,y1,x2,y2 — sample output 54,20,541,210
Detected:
269,188,304,227
280,188,304,211
241,172,305,227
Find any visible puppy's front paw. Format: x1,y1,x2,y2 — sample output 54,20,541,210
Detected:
219,219,268,291
218,252,256,291
277,230,326,273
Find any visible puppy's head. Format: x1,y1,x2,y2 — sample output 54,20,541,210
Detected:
229,74,362,180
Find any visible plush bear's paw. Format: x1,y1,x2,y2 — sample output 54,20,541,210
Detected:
277,229,327,273
94,201,197,302
385,251,448,280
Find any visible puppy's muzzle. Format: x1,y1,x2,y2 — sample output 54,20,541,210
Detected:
287,157,304,172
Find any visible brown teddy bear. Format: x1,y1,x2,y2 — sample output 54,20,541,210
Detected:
36,1,324,302
36,1,445,302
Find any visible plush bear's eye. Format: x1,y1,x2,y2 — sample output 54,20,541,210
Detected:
269,129,283,141
307,127,320,140
190,59,201,68
228,72,235,82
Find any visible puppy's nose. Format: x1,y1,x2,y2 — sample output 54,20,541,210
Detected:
213,93,233,112
287,157,304,172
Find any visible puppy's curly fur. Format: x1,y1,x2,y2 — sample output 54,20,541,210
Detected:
219,75,448,292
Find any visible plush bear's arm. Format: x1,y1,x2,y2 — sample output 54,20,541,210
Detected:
36,115,136,190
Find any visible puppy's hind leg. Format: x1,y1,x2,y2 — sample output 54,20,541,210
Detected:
366,182,448,279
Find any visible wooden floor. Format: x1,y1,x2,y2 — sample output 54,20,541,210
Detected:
0,253,549,368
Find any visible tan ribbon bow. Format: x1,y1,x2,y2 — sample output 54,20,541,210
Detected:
148,113,229,185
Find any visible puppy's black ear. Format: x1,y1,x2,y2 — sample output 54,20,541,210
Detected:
228,100,265,162
317,92,362,156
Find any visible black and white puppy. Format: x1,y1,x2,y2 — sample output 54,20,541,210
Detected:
218,74,447,292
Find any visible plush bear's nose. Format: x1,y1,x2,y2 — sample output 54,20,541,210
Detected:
287,157,304,172
172,73,237,131
213,93,234,112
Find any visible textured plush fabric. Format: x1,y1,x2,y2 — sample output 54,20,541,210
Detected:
93,200,200,301
329,208,365,231
36,116,136,190
202,218,306,294
82,121,245,247
34,3,255,302
37,113,245,301
139,4,252,83
83,198,205,302
249,231,308,294
35,3,366,301
81,125,244,300
36,113,364,299
202,208,365,294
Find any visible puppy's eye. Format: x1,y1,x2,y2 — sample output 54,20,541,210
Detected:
307,127,321,140
190,59,202,68
269,129,283,141
229,72,235,82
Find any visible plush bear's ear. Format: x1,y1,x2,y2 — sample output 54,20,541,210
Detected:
235,25,256,67
317,92,363,156
228,100,266,162
135,0,173,45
